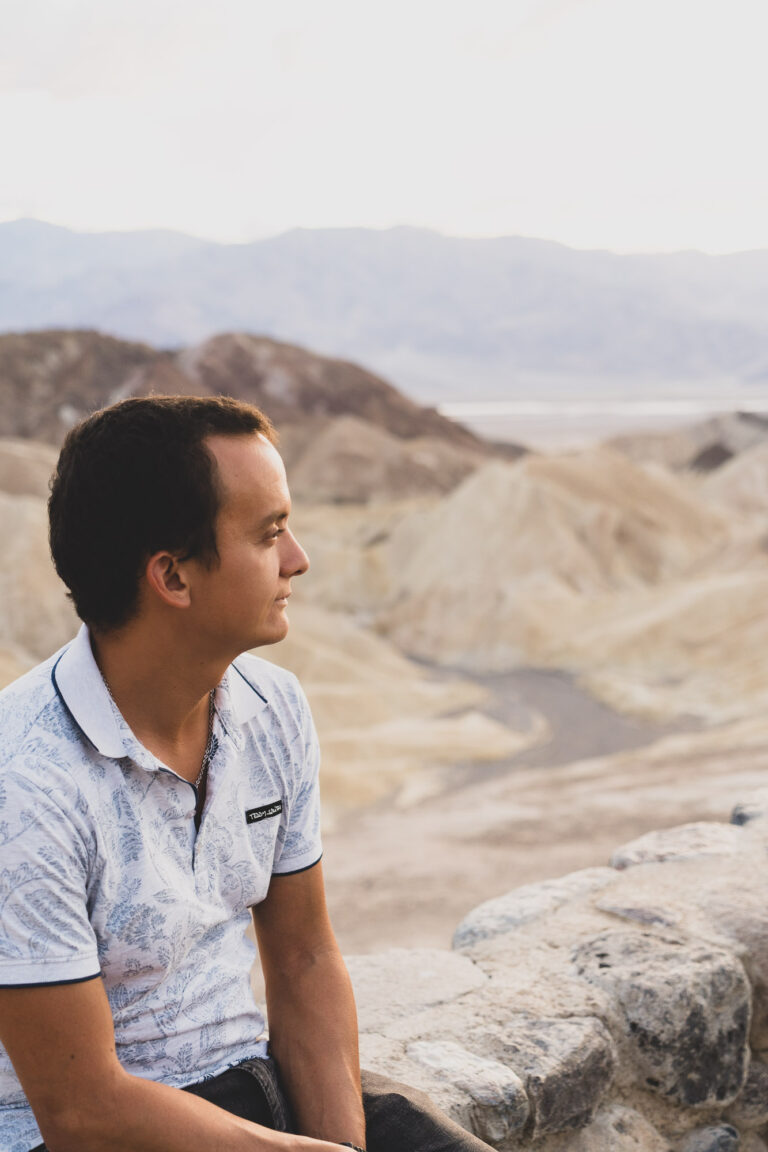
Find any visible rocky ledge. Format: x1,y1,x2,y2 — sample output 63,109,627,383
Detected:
345,791,768,1152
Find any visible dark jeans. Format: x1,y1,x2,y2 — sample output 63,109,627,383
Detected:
30,1056,493,1152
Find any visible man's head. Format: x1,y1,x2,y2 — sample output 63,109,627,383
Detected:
49,395,308,645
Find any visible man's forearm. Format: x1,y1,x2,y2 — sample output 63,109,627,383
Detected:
40,1066,348,1152
265,945,366,1148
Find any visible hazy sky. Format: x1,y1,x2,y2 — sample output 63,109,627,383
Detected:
1,0,766,252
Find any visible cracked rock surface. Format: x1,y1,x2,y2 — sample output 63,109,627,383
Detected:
347,798,768,1151
572,930,750,1106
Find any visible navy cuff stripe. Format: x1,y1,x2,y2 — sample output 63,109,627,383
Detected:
271,853,322,877
0,971,101,989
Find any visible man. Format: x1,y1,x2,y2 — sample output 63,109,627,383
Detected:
0,397,490,1152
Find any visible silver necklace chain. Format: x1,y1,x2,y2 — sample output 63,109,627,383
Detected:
103,678,216,789
195,689,217,789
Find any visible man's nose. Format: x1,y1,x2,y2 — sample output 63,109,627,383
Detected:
281,530,310,576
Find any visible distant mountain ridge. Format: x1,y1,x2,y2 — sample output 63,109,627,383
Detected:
2,219,767,402
0,327,489,443
0,328,510,501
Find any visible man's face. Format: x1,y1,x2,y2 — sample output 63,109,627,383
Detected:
186,433,309,657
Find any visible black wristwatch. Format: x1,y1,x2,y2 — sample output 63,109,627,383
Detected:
339,1143,366,1152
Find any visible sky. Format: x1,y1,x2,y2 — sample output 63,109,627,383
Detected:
1,0,767,253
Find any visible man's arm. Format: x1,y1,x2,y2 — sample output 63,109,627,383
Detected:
252,861,366,1149
0,977,351,1152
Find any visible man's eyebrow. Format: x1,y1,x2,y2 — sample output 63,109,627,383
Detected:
256,510,289,530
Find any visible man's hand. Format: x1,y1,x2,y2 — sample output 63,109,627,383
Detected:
0,976,349,1152
252,862,366,1149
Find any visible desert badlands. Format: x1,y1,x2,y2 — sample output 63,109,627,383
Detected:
1,331,767,1150
0,405,765,957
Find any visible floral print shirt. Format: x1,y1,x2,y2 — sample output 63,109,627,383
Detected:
0,624,322,1151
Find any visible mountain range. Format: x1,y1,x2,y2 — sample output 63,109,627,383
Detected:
2,219,767,403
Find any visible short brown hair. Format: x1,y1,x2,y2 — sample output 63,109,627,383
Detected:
49,395,275,630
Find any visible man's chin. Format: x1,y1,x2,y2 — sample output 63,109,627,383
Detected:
248,616,290,652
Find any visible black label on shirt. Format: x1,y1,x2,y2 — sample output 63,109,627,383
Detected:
245,801,283,824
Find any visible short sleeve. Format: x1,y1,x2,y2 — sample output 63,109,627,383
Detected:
0,766,100,986
272,687,323,876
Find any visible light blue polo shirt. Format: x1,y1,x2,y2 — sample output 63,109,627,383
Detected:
0,625,322,1152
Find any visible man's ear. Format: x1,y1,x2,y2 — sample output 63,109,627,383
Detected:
144,552,191,610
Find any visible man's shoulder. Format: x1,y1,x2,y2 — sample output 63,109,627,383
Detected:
0,645,69,757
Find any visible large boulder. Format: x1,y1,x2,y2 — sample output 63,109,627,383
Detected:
348,806,767,1149
572,930,750,1107
406,1041,529,1144
590,848,768,1061
357,1034,528,1147
487,1015,616,1138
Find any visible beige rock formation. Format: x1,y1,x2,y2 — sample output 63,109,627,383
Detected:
702,438,768,517
287,414,479,503
285,441,765,731
0,491,76,668
291,441,768,722
608,411,768,472
288,498,428,616
374,449,732,670
552,568,768,723
0,440,80,679
0,437,58,499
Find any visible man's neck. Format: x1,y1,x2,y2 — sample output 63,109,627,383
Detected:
89,619,229,776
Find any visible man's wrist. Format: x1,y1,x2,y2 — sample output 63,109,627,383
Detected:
338,1143,366,1152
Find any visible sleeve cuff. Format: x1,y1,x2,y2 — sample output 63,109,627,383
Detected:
272,851,323,877
0,952,100,987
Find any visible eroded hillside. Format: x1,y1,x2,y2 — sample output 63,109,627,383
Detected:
0,329,518,501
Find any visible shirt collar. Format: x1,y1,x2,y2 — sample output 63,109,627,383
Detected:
52,623,128,758
52,624,269,760
215,659,269,750
227,659,269,723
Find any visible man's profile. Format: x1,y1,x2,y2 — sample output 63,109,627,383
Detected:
0,397,490,1152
